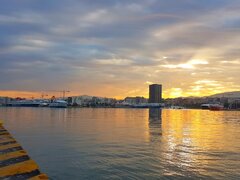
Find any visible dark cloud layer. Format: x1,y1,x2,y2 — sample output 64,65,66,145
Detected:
0,0,240,97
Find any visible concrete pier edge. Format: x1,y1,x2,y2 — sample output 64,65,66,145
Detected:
0,120,48,179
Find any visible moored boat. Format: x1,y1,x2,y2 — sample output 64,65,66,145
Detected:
8,100,41,107
132,103,164,108
209,104,224,111
49,100,68,108
201,104,210,109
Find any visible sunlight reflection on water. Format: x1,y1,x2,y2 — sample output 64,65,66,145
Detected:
0,107,240,179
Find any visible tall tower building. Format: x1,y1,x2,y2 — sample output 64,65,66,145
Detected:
149,84,162,103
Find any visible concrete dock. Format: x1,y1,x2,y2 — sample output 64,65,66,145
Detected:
0,121,48,179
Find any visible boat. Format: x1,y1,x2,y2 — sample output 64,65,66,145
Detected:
132,103,149,108
8,100,41,107
169,106,185,109
148,103,164,108
39,102,49,107
201,104,211,109
132,103,164,108
209,104,224,111
49,100,68,108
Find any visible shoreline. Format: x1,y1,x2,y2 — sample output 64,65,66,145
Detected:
1,105,240,111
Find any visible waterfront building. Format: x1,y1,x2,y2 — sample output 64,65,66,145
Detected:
0,97,11,105
124,96,148,105
68,95,116,106
69,95,93,106
149,84,162,103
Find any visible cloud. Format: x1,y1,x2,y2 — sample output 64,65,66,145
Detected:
0,0,240,98
194,80,221,86
94,58,133,66
161,59,209,69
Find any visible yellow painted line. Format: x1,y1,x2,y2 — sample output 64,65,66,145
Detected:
0,132,10,136
0,137,14,143
0,133,11,137
0,159,39,177
0,142,20,151
0,123,48,179
0,150,27,161
28,173,49,180
0,135,10,139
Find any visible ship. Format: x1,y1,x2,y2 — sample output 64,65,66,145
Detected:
49,100,68,108
209,104,224,111
132,103,164,108
8,100,41,107
201,104,211,109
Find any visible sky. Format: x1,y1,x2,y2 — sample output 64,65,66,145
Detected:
0,0,240,99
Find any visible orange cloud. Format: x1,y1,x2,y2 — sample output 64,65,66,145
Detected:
0,90,79,99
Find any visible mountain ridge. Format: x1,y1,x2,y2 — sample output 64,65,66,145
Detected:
208,91,240,98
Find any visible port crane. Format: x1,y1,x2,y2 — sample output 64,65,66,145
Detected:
41,93,48,99
48,90,70,98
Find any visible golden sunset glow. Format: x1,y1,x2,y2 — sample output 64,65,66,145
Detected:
1,1,240,180
0,1,239,99
1,84,240,99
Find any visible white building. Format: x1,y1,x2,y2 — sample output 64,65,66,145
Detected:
68,95,116,106
0,97,11,105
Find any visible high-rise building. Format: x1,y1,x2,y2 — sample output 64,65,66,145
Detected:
149,84,162,103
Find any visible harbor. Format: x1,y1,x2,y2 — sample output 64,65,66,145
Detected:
0,107,240,179
1,0,240,179
1,98,239,111
0,88,239,110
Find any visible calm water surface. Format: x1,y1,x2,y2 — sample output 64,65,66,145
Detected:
0,107,240,179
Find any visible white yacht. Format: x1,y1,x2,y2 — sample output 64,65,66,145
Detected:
49,100,68,108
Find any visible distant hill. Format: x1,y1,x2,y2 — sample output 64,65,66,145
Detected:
209,91,240,98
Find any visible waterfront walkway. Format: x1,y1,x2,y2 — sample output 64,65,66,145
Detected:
0,121,48,179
